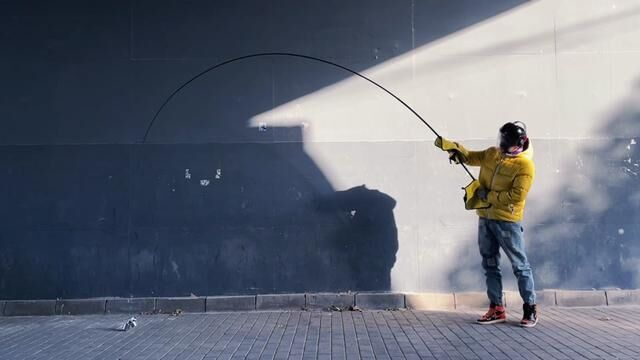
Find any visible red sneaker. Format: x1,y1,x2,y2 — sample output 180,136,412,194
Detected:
477,304,507,325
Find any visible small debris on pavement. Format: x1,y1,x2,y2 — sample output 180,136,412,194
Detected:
329,305,362,312
119,317,137,331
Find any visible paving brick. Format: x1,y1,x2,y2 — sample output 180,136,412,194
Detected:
57,299,106,315
355,293,405,310
105,298,155,314
156,297,205,313
206,295,255,311
555,290,607,307
606,290,640,306
405,292,455,310
454,292,490,309
3,300,57,316
306,293,354,310
256,294,305,310
3,299,640,360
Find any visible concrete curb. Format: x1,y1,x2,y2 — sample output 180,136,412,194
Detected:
504,290,557,308
405,292,455,311
2,289,639,316
257,294,305,310
4,300,57,316
206,296,255,312
306,293,355,310
606,290,640,306
58,299,107,315
356,293,405,310
156,297,205,314
106,298,156,314
556,290,607,307
454,292,490,309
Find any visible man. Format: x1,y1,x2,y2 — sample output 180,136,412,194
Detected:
435,122,538,328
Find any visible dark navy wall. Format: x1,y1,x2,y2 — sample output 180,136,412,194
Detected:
0,0,529,299
22,0,640,300
0,142,400,298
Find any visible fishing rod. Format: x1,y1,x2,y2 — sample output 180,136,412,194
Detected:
141,52,476,181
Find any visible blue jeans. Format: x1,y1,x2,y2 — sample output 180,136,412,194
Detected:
478,217,536,305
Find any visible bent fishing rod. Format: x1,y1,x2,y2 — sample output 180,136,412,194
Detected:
141,52,476,181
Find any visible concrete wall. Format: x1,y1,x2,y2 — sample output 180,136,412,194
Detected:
1,0,639,299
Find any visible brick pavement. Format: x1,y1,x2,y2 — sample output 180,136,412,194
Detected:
1,306,639,359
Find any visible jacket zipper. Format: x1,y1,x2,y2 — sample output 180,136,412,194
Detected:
490,154,504,191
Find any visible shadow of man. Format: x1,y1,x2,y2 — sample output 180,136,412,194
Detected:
315,185,398,291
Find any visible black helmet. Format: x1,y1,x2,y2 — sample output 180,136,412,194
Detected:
499,121,527,152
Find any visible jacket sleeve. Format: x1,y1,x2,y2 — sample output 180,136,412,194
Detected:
487,160,534,205
455,143,487,167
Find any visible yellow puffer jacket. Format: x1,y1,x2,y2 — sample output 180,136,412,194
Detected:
458,141,535,222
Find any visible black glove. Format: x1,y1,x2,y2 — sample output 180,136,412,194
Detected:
447,150,462,164
476,188,489,201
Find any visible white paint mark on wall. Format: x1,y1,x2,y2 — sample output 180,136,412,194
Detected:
200,179,210,186
171,260,181,279
185,169,191,179
350,210,357,218
618,228,625,235
215,169,222,180
624,139,637,172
